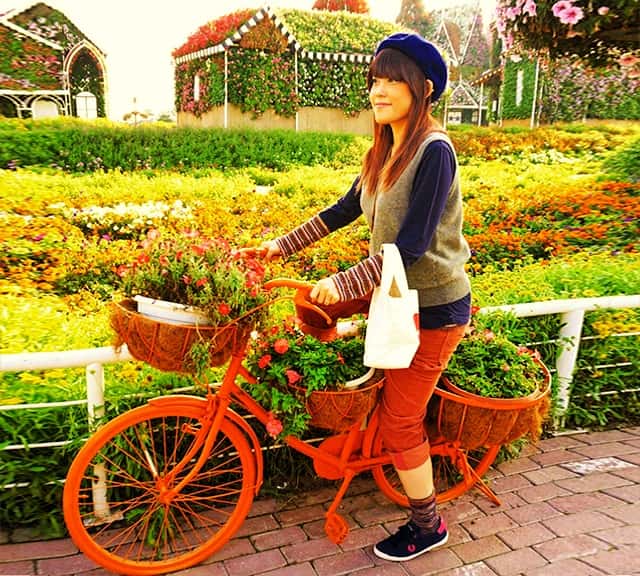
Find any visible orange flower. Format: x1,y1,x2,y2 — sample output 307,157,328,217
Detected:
274,338,289,354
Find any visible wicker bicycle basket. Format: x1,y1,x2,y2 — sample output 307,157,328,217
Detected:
426,357,552,450
291,373,384,432
111,299,253,373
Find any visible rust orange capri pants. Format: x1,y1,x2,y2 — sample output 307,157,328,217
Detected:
296,296,467,471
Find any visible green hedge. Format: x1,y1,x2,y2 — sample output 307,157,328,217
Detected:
0,119,363,172
2,118,638,173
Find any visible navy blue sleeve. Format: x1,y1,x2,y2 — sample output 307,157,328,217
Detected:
396,140,456,266
318,177,363,231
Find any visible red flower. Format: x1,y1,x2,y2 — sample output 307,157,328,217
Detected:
286,369,301,384
158,255,169,267
218,302,230,315
273,338,289,354
196,278,208,288
136,253,150,265
115,265,128,278
266,413,283,438
258,354,271,369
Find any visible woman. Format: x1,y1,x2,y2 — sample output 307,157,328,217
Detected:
262,32,471,562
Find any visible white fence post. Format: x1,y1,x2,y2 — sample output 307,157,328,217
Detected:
86,362,112,520
86,362,105,428
555,309,585,428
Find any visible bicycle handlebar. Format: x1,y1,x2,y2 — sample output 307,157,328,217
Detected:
263,278,333,326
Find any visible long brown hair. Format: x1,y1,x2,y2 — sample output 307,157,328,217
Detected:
359,48,438,195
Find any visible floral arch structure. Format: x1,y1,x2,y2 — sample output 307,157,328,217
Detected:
64,40,108,117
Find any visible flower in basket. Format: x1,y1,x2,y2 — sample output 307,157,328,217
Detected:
117,229,268,326
112,229,270,374
244,320,373,438
444,328,547,399
427,323,552,450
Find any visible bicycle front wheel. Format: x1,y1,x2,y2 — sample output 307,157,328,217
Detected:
63,401,256,576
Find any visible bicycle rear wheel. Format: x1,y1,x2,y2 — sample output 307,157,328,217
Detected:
370,425,500,505
63,401,256,576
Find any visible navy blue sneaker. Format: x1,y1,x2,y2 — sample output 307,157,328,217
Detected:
373,517,448,562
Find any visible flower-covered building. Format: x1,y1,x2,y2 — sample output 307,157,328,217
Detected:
489,0,640,125
0,2,107,119
173,6,403,134
429,2,491,125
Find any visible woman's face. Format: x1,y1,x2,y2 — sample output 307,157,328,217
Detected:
369,76,414,134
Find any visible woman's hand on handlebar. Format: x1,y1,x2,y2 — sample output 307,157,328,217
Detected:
260,240,282,261
310,277,340,306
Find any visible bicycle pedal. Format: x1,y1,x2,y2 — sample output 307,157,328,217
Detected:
324,513,349,544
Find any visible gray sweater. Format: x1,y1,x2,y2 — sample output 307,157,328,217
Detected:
360,133,471,307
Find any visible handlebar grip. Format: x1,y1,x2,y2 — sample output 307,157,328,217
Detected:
263,278,333,326
264,278,313,291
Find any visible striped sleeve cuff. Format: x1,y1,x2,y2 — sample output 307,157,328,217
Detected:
332,253,383,301
275,215,330,258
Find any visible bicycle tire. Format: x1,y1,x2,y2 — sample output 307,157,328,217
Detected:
370,425,500,505
63,401,256,576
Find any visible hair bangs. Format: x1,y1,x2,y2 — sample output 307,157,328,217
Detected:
368,49,415,87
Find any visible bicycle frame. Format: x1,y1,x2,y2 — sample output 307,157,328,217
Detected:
152,347,393,503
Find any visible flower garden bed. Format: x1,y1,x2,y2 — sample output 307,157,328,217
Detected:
1,122,639,537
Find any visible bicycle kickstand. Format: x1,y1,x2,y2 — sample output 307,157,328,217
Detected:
323,469,356,544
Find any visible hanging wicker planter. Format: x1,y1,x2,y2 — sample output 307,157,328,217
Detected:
290,371,384,432
426,356,552,450
111,299,253,373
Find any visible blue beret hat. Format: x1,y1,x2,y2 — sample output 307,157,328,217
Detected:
375,33,448,101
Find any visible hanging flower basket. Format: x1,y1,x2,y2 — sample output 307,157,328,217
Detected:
290,371,384,432
426,355,552,450
111,299,253,373
245,321,381,437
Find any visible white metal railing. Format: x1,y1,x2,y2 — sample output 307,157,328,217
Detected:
1,294,639,448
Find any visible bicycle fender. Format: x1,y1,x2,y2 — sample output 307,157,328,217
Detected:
148,394,206,408
224,408,264,496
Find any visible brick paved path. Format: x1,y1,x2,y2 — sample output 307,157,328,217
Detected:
1,427,639,576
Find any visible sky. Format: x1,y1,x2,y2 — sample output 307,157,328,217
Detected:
1,0,496,120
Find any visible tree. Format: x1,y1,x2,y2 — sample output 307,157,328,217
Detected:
312,0,369,14
495,0,639,66
395,0,435,39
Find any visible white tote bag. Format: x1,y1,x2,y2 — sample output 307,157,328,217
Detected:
363,243,420,369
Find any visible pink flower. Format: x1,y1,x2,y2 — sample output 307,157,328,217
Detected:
273,338,289,354
551,0,573,17
182,274,192,285
258,354,271,369
523,0,537,16
286,369,301,384
266,413,283,438
557,4,584,25
483,330,495,341
619,53,639,68
597,6,609,15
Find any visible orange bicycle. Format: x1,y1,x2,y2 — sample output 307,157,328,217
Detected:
63,279,549,576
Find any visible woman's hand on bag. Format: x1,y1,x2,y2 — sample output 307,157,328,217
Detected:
310,277,340,305
259,240,282,261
